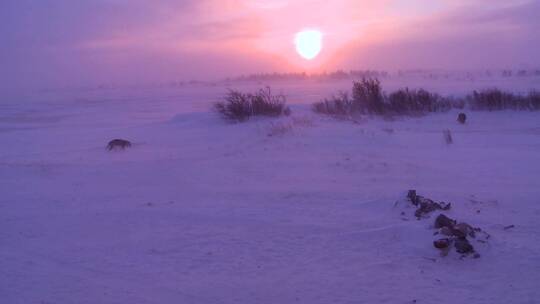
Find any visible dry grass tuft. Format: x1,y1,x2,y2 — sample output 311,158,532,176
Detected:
215,87,290,122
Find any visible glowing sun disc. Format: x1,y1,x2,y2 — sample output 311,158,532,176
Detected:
295,30,322,60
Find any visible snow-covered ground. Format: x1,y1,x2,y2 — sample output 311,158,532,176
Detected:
1,77,540,303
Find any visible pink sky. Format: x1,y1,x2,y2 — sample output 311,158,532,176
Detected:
1,0,539,89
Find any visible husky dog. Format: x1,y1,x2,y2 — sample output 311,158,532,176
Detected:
457,113,467,124
107,139,132,150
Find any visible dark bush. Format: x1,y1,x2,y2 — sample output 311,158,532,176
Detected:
313,79,540,118
351,78,385,114
526,91,540,110
312,78,386,116
468,89,517,111
387,88,452,115
214,90,252,121
215,87,289,122
312,92,353,116
314,78,454,117
250,87,289,117
467,89,540,111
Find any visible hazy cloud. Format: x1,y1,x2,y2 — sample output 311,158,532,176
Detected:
1,0,538,92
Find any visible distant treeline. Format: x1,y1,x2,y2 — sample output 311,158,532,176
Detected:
65,68,540,91
226,69,540,83
227,70,389,82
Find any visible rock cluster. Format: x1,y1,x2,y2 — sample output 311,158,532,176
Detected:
433,214,484,257
406,190,488,258
407,190,451,218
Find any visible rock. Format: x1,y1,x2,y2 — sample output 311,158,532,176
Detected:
440,226,454,236
451,228,467,238
457,113,467,124
454,237,474,254
407,190,418,205
415,198,451,218
434,214,456,229
406,191,452,217
503,225,515,230
107,139,132,150
415,198,438,217
439,202,452,211
434,238,451,249
454,223,476,238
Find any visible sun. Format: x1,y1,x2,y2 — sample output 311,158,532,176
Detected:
294,30,323,60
